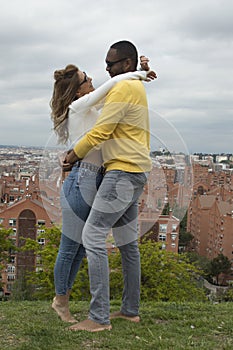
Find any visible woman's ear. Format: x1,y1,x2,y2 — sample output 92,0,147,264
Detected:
76,91,81,98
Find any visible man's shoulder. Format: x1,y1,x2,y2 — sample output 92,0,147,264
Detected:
113,79,143,91
106,79,145,103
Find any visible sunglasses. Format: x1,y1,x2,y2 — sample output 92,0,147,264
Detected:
105,58,128,68
79,72,88,86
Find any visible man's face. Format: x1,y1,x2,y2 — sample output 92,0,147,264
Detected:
105,48,127,77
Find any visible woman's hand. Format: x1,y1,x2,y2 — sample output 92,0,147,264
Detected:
140,55,157,81
140,55,150,71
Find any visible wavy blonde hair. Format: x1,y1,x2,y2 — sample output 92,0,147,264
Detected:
50,64,81,144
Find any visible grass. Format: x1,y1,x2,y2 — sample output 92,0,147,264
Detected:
0,300,233,350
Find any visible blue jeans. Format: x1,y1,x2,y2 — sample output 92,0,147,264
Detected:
82,170,148,324
54,164,103,295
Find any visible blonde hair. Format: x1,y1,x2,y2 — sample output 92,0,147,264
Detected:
50,64,81,144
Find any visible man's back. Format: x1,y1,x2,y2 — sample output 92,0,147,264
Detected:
99,79,151,172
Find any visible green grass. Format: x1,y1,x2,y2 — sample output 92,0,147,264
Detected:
0,300,233,350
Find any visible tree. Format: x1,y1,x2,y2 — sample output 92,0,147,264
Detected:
109,240,206,302
14,226,61,300
177,210,193,251
19,229,207,302
179,231,193,249
140,241,206,301
186,252,211,279
17,226,90,300
210,253,232,285
162,202,170,215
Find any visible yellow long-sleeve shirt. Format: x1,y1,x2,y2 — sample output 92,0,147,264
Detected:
73,79,152,173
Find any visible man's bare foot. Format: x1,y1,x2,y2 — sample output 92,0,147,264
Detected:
110,311,140,323
68,319,112,332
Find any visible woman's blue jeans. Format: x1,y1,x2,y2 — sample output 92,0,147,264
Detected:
54,164,103,295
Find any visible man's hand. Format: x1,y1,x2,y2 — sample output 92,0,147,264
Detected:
62,149,80,172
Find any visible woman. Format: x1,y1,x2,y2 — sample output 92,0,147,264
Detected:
50,58,155,323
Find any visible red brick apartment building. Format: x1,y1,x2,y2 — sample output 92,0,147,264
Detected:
187,162,233,280
0,174,61,297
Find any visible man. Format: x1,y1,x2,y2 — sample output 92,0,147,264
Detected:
65,40,156,332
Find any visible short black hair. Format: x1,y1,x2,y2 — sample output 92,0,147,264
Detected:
110,40,138,70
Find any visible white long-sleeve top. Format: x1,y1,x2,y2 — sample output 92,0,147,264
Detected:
67,70,148,165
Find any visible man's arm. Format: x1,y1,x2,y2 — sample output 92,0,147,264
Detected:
72,82,129,159
61,149,81,171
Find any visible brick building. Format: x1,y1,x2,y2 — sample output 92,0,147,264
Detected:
187,161,233,281
138,209,180,253
0,174,61,297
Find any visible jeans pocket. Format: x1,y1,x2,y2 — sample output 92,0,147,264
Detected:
62,176,75,197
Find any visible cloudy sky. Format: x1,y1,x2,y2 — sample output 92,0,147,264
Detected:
0,0,232,154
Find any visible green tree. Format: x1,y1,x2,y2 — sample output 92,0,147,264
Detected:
162,202,170,215
175,210,193,251
140,241,206,301
109,240,206,302
20,229,207,302
18,226,90,300
186,252,211,279
210,253,232,285
178,231,194,251
16,226,61,300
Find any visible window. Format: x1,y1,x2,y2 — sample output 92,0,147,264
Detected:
172,224,177,232
159,233,167,242
9,228,17,236
36,267,43,273
37,220,45,226
159,224,167,233
0,218,4,224
9,257,15,264
9,219,16,226
37,229,45,234
38,238,45,245
7,266,15,273
7,275,15,281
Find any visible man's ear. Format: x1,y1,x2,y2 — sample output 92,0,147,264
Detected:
123,58,133,71
76,91,81,98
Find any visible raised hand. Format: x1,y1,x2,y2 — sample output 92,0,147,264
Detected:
140,55,150,71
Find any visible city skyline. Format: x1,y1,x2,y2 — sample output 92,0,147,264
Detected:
0,1,233,153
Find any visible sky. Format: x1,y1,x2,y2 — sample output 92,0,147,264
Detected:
0,0,233,154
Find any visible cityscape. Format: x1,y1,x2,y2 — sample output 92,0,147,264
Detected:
0,145,233,298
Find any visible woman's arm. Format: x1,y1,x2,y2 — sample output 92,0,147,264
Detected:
69,70,149,112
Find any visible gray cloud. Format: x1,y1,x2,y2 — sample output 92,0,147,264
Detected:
0,0,232,153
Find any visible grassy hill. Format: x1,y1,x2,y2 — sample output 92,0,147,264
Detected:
0,300,233,350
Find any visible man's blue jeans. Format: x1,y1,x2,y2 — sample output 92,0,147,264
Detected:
54,165,103,295
82,170,148,324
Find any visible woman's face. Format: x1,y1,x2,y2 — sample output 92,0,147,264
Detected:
77,71,95,97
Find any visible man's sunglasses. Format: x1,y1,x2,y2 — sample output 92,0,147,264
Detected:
105,58,128,68
79,72,88,86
